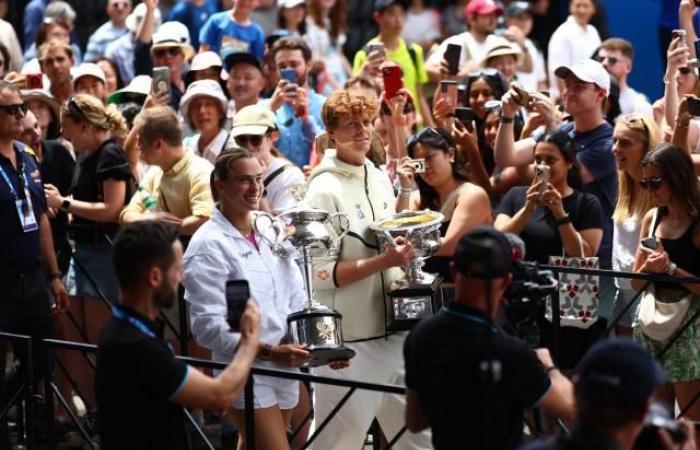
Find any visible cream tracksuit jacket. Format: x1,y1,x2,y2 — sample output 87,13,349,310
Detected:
306,150,403,341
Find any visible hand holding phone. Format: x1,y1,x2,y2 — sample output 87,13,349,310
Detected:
382,66,404,100
511,83,531,108
455,106,476,131
226,280,250,331
440,80,458,113
152,66,171,98
443,43,461,76
641,237,658,251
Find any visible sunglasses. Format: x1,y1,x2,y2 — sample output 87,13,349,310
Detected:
235,135,264,147
407,127,450,150
639,176,665,190
153,47,182,58
595,55,619,65
467,68,500,81
0,103,28,116
621,112,650,138
67,97,88,121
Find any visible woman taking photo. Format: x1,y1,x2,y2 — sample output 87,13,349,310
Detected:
396,126,491,281
632,143,700,422
610,114,660,336
494,130,604,370
44,93,131,419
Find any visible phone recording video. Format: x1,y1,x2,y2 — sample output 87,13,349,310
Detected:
226,280,250,331
444,44,461,76
382,66,404,100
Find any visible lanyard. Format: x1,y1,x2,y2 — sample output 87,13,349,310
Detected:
441,305,501,332
112,306,156,338
0,157,28,201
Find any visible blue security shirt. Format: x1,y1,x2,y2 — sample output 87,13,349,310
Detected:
0,142,47,273
558,121,616,267
271,90,326,168
199,12,265,60
167,0,219,50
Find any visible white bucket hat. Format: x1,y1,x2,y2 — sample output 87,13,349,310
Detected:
179,79,228,119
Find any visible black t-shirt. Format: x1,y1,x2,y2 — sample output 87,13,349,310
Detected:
404,304,551,450
39,140,75,238
70,139,131,241
519,430,621,450
96,306,189,450
497,187,604,264
0,141,47,273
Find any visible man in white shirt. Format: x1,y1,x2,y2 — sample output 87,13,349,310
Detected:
424,0,502,82
547,0,600,98
597,38,653,117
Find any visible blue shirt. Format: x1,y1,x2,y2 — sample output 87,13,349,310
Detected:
559,121,616,267
84,22,129,62
199,12,265,59
23,0,48,51
167,0,219,50
273,90,326,168
105,33,135,83
0,142,47,273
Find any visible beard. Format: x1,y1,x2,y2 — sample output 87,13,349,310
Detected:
153,281,178,310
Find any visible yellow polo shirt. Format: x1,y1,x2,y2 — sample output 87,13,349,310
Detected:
120,152,214,222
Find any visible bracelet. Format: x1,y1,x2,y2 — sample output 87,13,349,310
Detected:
667,262,677,276
500,115,514,124
399,187,415,196
545,366,558,374
555,213,571,226
259,343,273,361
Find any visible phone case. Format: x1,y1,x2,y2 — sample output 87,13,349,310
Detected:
383,66,403,100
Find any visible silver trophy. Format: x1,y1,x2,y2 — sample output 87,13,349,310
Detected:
254,184,355,367
370,210,444,330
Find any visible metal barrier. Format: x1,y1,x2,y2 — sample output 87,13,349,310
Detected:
0,332,34,450
4,265,700,448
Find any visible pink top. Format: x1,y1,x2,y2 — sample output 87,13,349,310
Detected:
246,232,259,251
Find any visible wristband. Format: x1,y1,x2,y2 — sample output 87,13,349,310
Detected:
545,366,558,374
667,262,677,276
555,213,571,226
500,114,514,123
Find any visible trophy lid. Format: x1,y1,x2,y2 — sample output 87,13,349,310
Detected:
277,183,331,223
288,303,342,320
370,210,444,232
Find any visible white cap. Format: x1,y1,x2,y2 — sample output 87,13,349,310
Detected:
72,63,106,85
190,51,223,71
106,75,152,104
179,79,228,119
555,59,611,93
126,3,162,34
279,0,306,7
152,21,195,60
231,104,277,136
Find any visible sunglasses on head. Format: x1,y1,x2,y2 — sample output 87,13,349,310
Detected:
407,127,450,150
0,103,28,116
235,135,264,147
153,47,182,58
67,97,88,120
595,55,619,65
467,68,500,81
639,176,665,190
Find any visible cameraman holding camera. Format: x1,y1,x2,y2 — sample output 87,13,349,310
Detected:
404,226,575,450
521,338,696,450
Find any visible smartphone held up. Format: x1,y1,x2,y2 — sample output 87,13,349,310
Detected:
226,280,250,331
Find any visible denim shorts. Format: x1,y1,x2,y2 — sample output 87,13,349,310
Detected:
66,243,119,302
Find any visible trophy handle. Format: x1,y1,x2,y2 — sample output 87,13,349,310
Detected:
254,212,286,251
329,212,350,243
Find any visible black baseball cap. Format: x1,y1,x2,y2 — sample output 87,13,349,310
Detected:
222,49,262,73
453,226,515,279
505,1,532,18
575,338,665,409
373,0,409,13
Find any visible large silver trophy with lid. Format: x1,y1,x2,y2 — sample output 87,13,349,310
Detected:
370,210,444,330
254,184,355,367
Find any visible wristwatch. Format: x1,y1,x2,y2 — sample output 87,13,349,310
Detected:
555,213,571,226
59,199,71,214
500,113,514,123
667,262,677,276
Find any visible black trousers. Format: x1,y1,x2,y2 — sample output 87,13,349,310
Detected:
0,269,55,450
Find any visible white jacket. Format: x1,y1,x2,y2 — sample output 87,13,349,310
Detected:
306,151,403,341
183,209,306,364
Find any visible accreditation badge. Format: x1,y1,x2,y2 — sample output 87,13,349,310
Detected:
15,187,38,233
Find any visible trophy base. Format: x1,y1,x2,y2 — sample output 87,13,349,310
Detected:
386,276,443,332
304,346,356,368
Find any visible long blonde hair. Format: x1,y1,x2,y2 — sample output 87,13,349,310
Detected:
613,113,660,222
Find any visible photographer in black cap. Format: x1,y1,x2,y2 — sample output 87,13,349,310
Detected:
521,338,696,450
404,225,575,450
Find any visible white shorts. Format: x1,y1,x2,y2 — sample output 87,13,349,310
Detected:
233,374,299,410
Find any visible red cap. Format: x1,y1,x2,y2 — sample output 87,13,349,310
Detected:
466,0,504,18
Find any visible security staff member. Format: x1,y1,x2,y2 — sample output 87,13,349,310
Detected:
0,80,68,449
404,226,575,450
